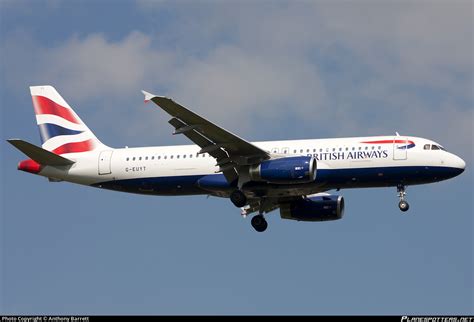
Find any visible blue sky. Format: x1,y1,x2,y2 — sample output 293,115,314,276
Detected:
1,0,473,315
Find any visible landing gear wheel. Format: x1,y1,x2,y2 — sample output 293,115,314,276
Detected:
398,200,409,212
397,184,410,213
230,190,247,208
251,215,268,232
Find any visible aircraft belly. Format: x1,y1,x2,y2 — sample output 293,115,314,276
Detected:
91,165,459,197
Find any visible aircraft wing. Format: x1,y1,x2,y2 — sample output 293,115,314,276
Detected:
142,91,270,183
241,198,281,217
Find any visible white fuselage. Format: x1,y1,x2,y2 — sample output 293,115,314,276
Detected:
32,135,465,197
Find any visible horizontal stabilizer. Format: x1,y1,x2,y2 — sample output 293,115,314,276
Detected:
7,139,75,166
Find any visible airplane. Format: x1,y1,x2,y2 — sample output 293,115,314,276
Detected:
7,85,466,232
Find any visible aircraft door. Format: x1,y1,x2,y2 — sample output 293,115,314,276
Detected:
393,137,408,160
98,150,114,175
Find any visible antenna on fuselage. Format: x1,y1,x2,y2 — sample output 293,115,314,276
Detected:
395,132,400,136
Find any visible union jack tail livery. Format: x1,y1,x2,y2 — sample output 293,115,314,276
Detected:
31,86,107,155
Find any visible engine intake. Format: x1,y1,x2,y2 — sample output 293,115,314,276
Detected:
249,156,317,184
280,195,345,221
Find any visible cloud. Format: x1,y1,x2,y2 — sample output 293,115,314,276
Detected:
1,29,329,144
2,1,472,157
167,45,328,128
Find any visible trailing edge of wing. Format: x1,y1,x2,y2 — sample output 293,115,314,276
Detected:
7,139,75,166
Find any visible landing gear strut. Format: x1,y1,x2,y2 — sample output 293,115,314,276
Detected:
397,184,409,212
251,214,268,232
230,190,247,208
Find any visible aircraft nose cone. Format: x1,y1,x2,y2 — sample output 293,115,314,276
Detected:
454,155,466,171
449,154,466,177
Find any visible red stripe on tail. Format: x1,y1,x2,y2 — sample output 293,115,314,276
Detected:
52,139,95,154
32,96,81,124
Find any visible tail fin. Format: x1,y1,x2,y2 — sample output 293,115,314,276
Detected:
30,85,108,154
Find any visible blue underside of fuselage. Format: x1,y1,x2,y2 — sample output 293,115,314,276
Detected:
92,166,464,196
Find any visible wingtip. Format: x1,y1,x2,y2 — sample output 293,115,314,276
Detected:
141,90,156,103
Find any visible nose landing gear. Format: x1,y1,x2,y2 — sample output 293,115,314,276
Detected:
397,184,410,212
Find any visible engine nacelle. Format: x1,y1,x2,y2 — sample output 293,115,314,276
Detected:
249,156,317,184
280,195,345,221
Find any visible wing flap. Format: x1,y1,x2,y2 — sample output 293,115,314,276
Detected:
241,198,281,217
168,118,238,183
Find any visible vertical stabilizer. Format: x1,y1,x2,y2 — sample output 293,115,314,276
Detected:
30,85,108,154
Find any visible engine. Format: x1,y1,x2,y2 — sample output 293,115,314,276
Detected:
249,156,317,184
280,195,345,221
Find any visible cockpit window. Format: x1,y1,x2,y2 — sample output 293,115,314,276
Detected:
424,144,446,151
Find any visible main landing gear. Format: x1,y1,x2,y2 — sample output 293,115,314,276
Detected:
251,214,268,232
397,184,410,212
232,190,268,232
230,190,247,208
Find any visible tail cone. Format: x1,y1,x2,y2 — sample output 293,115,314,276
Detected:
18,159,42,174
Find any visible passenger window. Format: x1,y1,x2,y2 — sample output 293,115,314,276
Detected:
177,155,180,159
126,157,129,161
431,145,440,150
190,154,193,158
339,148,342,152
424,144,430,150
345,147,349,151
371,146,375,150
358,147,362,150
306,149,310,153
352,147,355,151
313,148,316,153
158,156,161,160
171,155,174,159
139,157,142,161
145,156,148,160
183,155,186,159
164,156,167,159
300,149,303,153
365,146,368,150
151,156,154,160
132,157,136,161
319,149,323,152
293,150,296,153
378,146,382,150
